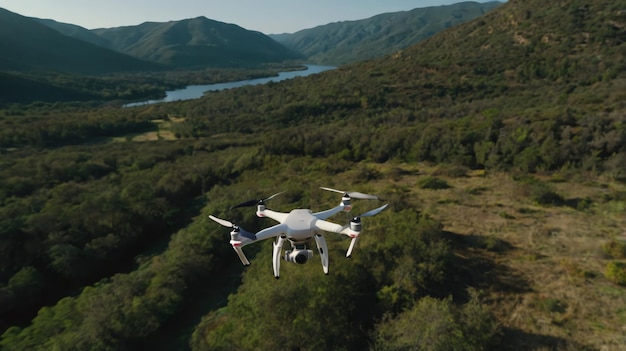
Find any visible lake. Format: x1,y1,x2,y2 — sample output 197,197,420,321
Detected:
125,64,335,107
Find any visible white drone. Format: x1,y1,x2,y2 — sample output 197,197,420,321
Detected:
209,187,388,278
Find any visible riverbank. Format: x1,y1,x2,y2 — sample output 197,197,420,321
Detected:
124,64,335,107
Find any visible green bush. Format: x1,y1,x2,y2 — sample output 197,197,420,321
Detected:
431,164,469,178
418,176,451,190
605,261,626,285
515,176,564,205
373,289,501,351
602,240,626,259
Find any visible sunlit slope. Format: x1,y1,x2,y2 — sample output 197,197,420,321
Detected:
272,1,503,65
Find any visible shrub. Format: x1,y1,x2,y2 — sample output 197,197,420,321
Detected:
372,289,501,351
602,240,626,259
604,261,626,285
418,176,451,190
515,176,563,205
431,164,469,178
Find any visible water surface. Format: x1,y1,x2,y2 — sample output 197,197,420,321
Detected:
126,64,335,107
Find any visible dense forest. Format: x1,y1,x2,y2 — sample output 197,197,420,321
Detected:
1,0,625,350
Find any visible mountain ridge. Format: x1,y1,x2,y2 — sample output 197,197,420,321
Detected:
271,1,503,65
0,8,163,75
84,16,304,68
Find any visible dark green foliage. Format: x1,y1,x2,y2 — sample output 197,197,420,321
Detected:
515,176,564,205
604,261,626,286
602,240,626,259
418,176,451,190
191,209,453,350
372,290,501,351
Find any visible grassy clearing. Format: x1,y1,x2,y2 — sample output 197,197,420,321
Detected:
111,116,186,142
370,162,626,350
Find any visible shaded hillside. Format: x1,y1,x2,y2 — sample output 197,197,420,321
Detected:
0,72,97,103
271,1,502,65
35,19,112,49
91,17,304,68
0,8,162,75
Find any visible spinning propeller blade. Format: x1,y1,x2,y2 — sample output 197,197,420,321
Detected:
231,191,286,209
320,187,380,200
358,204,389,218
209,215,235,228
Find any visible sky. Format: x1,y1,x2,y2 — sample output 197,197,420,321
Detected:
0,0,501,34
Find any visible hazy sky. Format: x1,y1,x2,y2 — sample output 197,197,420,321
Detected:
0,0,501,34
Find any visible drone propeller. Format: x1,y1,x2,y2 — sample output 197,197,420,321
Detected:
344,204,388,258
209,215,236,228
231,191,286,209
357,203,389,218
320,187,380,200
208,214,252,265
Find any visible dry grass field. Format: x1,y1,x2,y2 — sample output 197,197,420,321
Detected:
368,163,626,350
111,116,186,142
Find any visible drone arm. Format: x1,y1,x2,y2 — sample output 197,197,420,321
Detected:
254,223,288,241
257,208,289,223
313,205,345,220
229,225,286,266
314,219,346,235
229,227,256,265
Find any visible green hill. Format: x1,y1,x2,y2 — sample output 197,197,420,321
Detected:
35,18,112,49
271,1,503,65
91,17,304,68
0,8,163,74
0,0,625,350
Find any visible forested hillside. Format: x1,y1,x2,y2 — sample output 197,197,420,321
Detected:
90,17,304,68
271,1,502,65
1,0,625,350
0,8,162,74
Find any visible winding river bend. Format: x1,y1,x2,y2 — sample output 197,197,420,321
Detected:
125,64,335,107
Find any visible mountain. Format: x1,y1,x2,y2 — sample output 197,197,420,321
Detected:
90,17,304,68
0,8,163,75
35,18,112,49
271,1,503,65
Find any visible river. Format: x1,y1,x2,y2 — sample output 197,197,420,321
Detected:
125,64,335,107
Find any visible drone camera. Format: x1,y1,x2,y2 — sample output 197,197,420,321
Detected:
285,248,313,264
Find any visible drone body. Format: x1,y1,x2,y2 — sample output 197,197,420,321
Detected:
209,187,387,278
